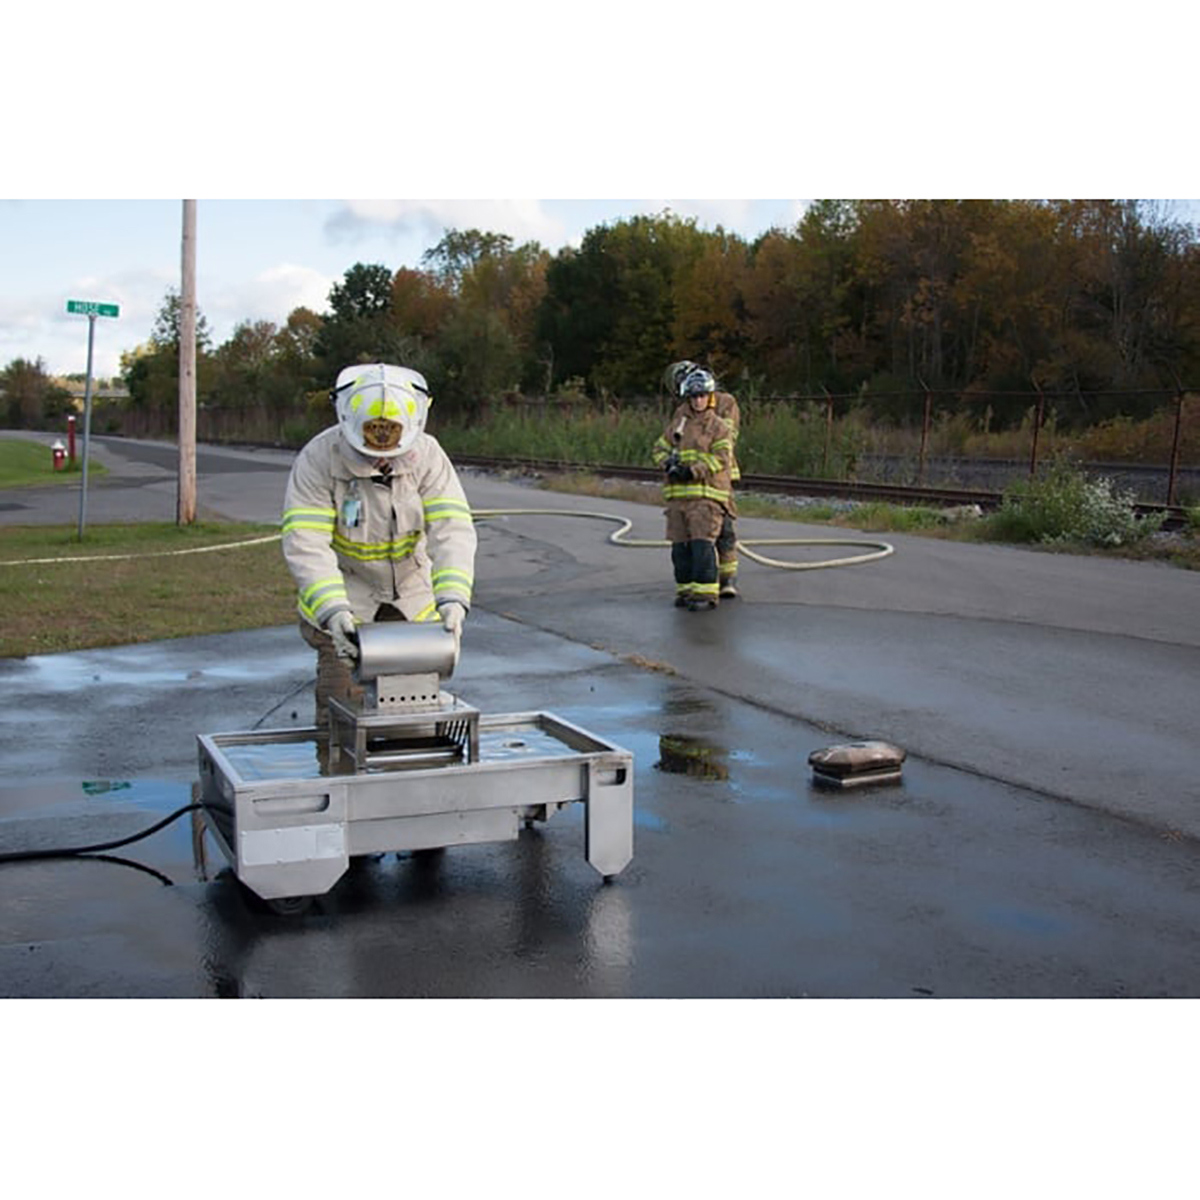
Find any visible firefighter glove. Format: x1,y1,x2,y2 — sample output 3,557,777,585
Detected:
325,610,360,662
439,601,467,637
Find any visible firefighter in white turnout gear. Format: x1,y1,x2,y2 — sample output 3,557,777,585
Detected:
282,363,477,737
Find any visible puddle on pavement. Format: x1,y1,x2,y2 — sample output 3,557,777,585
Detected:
5,652,304,692
0,777,191,820
655,733,730,781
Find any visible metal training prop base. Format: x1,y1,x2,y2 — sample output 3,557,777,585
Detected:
195,710,634,906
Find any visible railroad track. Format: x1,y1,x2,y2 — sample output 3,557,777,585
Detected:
452,455,1188,530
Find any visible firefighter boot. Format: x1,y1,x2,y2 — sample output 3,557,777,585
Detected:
687,539,719,611
717,514,739,598
671,541,692,607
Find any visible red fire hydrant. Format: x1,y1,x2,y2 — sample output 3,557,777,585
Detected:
52,439,67,471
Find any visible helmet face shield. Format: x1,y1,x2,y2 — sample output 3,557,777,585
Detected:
679,366,716,403
334,364,431,458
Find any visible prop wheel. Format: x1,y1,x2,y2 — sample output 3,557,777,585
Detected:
264,894,315,917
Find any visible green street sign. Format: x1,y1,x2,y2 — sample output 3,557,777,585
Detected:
66,299,119,318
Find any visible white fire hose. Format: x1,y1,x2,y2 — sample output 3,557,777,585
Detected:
472,507,895,571
2,509,893,572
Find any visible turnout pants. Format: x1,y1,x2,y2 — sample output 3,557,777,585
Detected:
666,501,724,604
716,510,738,586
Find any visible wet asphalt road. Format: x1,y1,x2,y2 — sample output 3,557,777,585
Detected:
1,432,1198,998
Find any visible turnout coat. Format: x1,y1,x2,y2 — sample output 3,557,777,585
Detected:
651,406,735,540
282,426,476,629
665,390,741,485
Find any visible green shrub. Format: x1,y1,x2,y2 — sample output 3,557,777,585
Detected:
986,458,1162,546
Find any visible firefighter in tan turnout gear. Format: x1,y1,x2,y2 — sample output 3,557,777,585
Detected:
651,366,735,610
282,363,477,733
663,360,742,596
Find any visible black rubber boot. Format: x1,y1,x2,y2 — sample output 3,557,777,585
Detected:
672,541,693,607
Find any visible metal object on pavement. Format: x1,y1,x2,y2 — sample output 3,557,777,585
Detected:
195,620,634,909
809,741,906,788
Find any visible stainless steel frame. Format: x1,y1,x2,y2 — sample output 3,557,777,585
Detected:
196,711,634,903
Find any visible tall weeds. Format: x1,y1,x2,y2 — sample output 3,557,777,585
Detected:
435,400,860,479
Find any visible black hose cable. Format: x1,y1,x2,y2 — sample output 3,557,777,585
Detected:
251,676,315,730
0,802,206,864
73,853,176,887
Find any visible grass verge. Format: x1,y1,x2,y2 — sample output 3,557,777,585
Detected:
0,437,107,487
0,522,295,657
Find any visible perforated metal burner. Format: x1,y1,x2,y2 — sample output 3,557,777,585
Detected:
327,689,481,772
326,623,480,771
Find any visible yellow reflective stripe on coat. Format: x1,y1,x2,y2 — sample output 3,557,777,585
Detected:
662,482,731,504
423,496,472,522
282,506,336,534
412,601,440,622
331,531,421,561
679,448,724,473
431,566,473,599
298,575,348,621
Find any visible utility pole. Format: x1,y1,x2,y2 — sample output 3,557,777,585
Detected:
178,199,197,525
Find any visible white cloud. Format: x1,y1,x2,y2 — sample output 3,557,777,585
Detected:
0,267,174,379
646,200,811,238
322,198,813,259
210,263,338,335
326,199,568,248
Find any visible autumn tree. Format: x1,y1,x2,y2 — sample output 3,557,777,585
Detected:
537,211,712,396
391,268,454,343
420,229,550,410
670,228,752,386
742,202,867,395
313,262,418,370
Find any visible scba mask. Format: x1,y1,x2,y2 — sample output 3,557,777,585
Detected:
333,364,432,458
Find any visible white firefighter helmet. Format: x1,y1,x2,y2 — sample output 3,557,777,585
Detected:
679,366,716,401
333,363,431,458
663,359,699,394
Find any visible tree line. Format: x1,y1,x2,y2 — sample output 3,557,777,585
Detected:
5,200,1198,441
